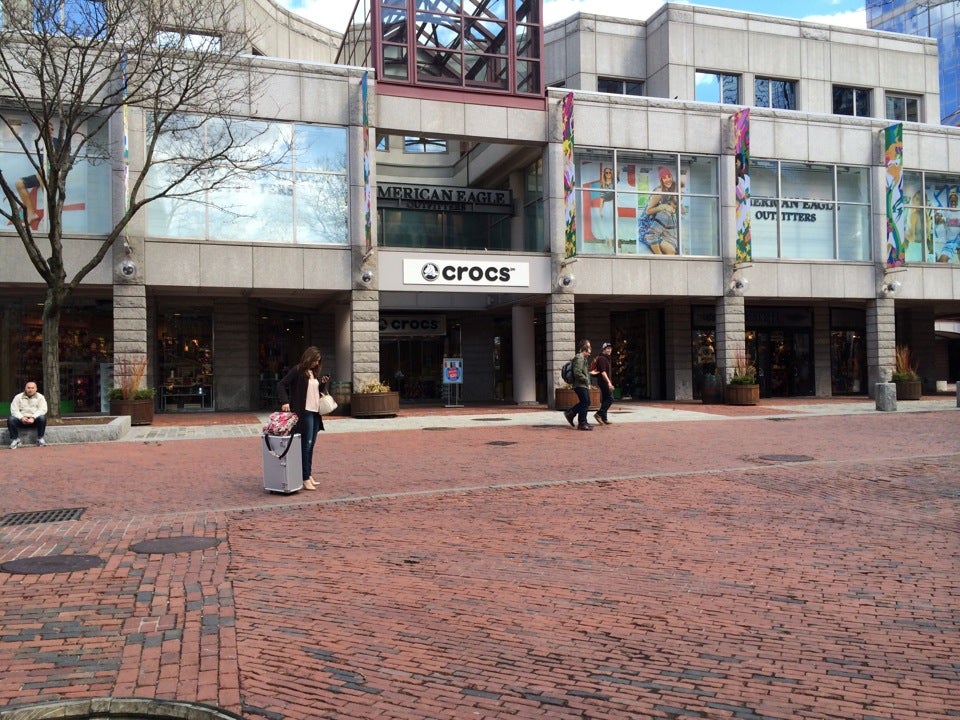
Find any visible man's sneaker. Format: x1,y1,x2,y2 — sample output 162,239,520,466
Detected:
9,439,21,450
577,423,594,431
37,438,46,446
593,413,606,425
564,410,576,427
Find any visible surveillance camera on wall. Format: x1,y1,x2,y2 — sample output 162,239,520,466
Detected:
558,273,576,289
360,269,374,284
119,259,137,278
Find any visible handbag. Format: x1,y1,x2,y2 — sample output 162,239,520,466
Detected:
263,410,298,435
317,392,337,415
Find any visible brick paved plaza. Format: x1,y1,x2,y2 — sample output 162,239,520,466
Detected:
0,404,958,719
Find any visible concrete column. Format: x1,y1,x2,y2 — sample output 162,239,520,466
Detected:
334,304,352,386
813,305,832,397
664,301,692,400
511,305,537,405
866,297,895,397
715,294,745,384
351,289,380,390
546,293,575,407
112,282,148,388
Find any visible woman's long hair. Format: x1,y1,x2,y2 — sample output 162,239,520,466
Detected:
298,346,322,373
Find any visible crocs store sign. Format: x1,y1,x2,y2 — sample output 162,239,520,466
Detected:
403,259,530,287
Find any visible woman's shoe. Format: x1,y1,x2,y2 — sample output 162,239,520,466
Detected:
303,478,318,491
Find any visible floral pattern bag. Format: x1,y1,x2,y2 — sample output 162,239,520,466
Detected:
263,411,298,435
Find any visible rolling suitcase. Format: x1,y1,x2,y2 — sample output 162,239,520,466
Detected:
262,433,303,493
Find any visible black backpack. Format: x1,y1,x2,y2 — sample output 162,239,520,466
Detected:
561,359,574,385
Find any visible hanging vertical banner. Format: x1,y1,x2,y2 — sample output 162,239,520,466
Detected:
733,108,751,264
121,54,129,212
562,93,576,259
362,71,372,252
884,123,905,268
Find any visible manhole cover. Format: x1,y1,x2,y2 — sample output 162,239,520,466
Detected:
129,536,221,554
486,440,517,446
0,507,85,527
1,554,103,575
758,454,814,463
472,417,509,421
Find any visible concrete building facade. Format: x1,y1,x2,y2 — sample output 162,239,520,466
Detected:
1,2,958,414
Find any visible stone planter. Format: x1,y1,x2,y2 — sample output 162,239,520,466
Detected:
109,398,155,426
725,383,759,406
894,379,922,401
555,386,600,410
351,391,400,418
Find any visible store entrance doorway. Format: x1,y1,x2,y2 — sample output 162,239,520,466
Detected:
748,330,814,397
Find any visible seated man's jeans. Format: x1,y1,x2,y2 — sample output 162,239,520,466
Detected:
7,415,46,439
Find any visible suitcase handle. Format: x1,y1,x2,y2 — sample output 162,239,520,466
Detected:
263,434,295,460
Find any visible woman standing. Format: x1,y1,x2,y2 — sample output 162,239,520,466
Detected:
277,346,329,491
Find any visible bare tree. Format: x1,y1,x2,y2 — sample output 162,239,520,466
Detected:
0,0,269,418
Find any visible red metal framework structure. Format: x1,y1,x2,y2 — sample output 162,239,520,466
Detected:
339,0,544,107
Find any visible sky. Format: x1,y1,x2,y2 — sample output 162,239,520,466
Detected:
284,0,867,34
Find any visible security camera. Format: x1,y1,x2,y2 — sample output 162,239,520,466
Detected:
558,273,576,289
360,269,374,284
119,259,137,278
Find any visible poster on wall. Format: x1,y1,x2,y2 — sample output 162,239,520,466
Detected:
562,93,576,259
884,123,905,268
733,108,751,264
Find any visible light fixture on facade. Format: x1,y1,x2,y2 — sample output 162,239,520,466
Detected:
729,277,748,296
880,279,901,297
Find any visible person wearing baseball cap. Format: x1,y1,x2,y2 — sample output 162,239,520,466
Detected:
592,342,616,425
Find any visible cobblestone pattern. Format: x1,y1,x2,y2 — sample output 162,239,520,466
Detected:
0,412,957,719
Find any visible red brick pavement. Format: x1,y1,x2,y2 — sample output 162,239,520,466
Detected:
0,408,958,719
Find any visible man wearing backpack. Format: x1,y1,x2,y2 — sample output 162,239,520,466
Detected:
563,339,594,431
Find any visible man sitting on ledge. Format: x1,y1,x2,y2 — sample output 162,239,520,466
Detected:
8,381,48,449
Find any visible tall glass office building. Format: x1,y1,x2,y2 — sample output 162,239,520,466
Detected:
867,0,960,125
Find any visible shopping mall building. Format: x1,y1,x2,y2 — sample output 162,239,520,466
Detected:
1,1,959,412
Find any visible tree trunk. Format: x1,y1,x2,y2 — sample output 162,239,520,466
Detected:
42,291,63,421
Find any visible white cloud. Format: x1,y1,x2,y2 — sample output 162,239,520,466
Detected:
802,10,867,29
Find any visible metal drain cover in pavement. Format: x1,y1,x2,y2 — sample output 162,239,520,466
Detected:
130,536,221,554
0,507,85,527
1,554,103,575
758,454,815,463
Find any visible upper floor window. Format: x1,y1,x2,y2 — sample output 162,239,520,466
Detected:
404,137,447,154
695,72,740,104
886,94,920,122
833,86,871,117
35,0,105,36
755,77,797,110
901,172,960,264
574,150,720,257
597,77,644,97
751,160,871,261
146,119,349,245
156,29,221,52
376,135,389,152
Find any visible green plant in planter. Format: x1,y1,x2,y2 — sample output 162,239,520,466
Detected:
729,350,757,385
892,344,920,382
358,379,391,393
110,355,155,399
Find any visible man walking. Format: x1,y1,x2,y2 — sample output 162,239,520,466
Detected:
564,339,594,431
593,341,615,425
8,381,48,448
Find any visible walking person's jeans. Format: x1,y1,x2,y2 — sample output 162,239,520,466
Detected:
299,411,321,480
573,386,591,425
598,384,613,421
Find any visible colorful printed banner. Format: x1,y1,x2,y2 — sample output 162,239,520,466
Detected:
733,108,751,265
884,123,905,268
561,93,576,259
362,71,372,252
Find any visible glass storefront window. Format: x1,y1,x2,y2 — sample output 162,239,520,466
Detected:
575,150,719,256
146,117,348,245
751,159,872,261
157,309,214,412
